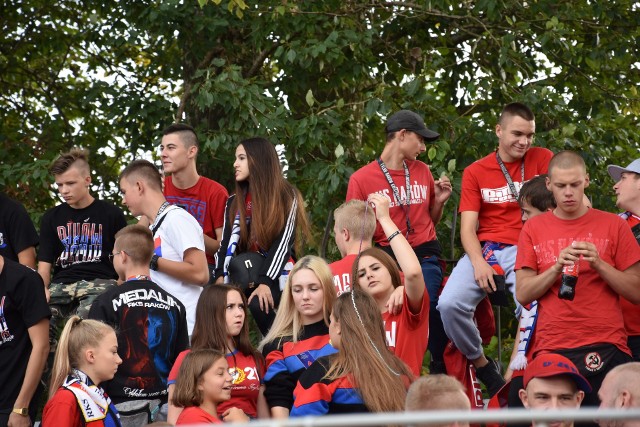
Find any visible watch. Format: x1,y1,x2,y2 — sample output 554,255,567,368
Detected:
12,407,28,416
150,254,160,271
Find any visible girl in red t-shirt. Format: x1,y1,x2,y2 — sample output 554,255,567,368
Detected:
42,316,122,427
167,285,266,423
351,193,429,376
172,349,249,425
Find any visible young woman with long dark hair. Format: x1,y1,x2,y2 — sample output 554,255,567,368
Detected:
214,137,310,336
167,285,267,423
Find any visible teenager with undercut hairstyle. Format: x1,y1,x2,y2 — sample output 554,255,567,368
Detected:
39,148,127,395
89,224,189,425
160,124,228,281
438,103,553,397
517,151,640,408
119,159,208,335
329,199,376,295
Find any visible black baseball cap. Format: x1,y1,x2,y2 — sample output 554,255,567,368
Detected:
385,110,440,142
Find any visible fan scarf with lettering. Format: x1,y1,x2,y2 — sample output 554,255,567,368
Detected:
509,301,538,371
62,369,121,427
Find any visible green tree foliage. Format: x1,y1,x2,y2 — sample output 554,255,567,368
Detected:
3,0,639,252
3,0,639,376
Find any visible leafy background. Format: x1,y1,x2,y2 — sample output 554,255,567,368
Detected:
3,0,639,375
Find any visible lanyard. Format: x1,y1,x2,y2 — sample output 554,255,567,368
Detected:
126,275,151,281
495,151,525,201
376,158,413,236
150,201,170,236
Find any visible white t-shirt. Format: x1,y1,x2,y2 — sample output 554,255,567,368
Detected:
150,206,205,334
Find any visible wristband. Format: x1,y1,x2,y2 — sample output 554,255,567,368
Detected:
150,254,160,271
387,230,401,242
12,408,28,416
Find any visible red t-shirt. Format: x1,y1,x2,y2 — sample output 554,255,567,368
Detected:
164,175,229,264
329,254,358,296
346,159,437,247
176,406,221,425
460,147,553,245
621,213,640,335
42,389,83,427
382,289,430,376
169,349,263,418
516,208,640,355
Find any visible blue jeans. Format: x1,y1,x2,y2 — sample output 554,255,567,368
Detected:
421,256,446,363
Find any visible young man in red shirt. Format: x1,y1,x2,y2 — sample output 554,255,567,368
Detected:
516,151,640,407
160,124,228,283
438,103,553,396
346,109,452,373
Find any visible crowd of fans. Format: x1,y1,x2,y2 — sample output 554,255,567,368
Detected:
1,103,640,427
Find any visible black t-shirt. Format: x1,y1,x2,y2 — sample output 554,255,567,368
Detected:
89,279,189,403
0,258,51,410
38,199,127,283
0,193,39,262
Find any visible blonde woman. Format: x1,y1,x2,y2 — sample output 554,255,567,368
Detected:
43,316,122,426
259,255,337,418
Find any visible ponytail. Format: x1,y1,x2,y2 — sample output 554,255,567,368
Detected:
48,316,114,398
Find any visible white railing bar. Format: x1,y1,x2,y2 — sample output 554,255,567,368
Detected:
209,408,640,427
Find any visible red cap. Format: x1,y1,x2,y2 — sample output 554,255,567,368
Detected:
523,353,591,393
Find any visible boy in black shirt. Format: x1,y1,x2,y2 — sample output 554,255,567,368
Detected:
38,148,126,321
90,224,188,425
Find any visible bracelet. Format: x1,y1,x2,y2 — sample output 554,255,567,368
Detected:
150,254,160,271
387,230,401,242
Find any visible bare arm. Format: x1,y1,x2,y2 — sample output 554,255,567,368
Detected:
257,385,270,419
203,227,223,257
598,262,640,303
516,265,561,306
370,193,425,313
17,247,37,270
37,261,52,287
157,247,209,286
270,406,289,419
574,241,640,303
460,210,499,292
9,318,49,427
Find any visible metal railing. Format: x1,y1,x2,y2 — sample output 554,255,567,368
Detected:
211,408,640,427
